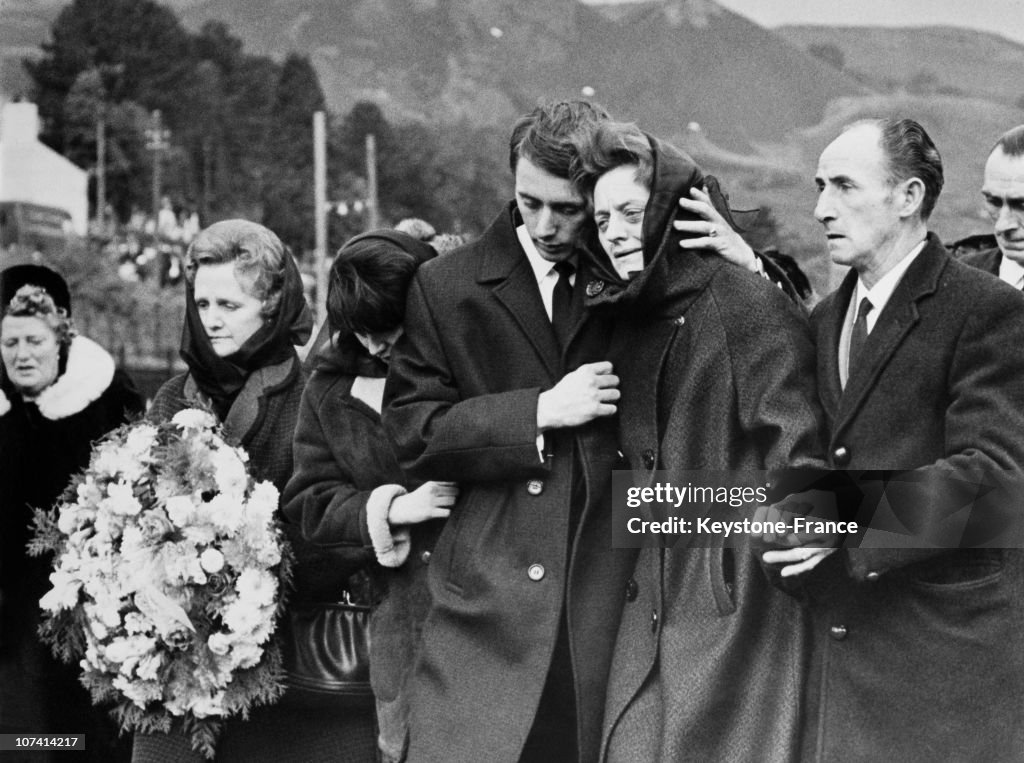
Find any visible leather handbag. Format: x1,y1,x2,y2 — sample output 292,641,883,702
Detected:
281,590,373,708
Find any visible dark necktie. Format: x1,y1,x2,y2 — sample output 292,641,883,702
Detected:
848,296,873,374
551,260,575,348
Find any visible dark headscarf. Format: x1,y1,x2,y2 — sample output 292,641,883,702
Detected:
179,220,313,410
583,135,744,317
306,229,437,374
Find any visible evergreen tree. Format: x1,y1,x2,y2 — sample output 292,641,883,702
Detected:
261,54,326,255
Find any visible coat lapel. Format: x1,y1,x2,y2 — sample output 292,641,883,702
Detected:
833,238,948,437
562,256,597,359
478,203,561,378
183,355,296,445
814,271,854,419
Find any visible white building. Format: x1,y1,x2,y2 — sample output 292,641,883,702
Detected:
0,101,88,236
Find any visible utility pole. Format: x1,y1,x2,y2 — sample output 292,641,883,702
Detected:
365,134,380,230
313,111,328,328
96,113,106,230
145,110,170,229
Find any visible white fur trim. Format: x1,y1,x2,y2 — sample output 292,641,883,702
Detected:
366,484,410,568
0,389,10,416
35,336,115,420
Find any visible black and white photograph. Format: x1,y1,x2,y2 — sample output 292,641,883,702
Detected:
2,0,1024,760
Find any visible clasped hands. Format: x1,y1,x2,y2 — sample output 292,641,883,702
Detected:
754,499,839,579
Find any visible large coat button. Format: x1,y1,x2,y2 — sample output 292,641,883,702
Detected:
865,570,880,582
420,550,432,564
832,446,851,466
642,449,656,470
528,564,546,581
625,578,639,602
829,624,848,641
527,479,544,496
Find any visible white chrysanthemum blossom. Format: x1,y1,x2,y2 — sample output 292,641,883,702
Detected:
205,492,245,533
211,446,248,498
39,569,83,612
200,548,225,574
171,408,218,431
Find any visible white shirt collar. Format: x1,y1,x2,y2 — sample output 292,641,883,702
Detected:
854,238,927,328
998,254,1024,289
517,224,575,285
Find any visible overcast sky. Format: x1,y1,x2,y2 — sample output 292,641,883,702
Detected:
583,0,1024,46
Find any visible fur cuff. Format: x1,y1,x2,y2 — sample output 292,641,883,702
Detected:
366,484,411,568
36,336,115,420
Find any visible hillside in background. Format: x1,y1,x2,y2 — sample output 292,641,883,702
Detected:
5,1,1024,296
778,25,1024,108
4,0,866,149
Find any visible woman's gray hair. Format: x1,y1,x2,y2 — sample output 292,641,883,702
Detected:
3,284,77,348
185,219,288,320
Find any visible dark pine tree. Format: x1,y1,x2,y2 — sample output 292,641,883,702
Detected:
261,54,326,255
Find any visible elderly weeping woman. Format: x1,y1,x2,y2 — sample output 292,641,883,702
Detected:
133,220,376,762
0,264,144,760
568,123,828,762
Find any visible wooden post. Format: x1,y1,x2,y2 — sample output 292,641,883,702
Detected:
313,111,328,328
96,115,106,229
365,134,380,230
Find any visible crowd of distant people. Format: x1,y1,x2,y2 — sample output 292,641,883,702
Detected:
2,99,1024,763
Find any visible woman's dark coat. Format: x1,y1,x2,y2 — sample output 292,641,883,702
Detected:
282,335,439,763
588,138,828,762
0,336,143,753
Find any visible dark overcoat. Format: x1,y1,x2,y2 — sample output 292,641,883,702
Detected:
281,336,435,763
958,244,1002,276
589,139,828,763
0,335,142,759
804,236,1024,762
383,203,633,763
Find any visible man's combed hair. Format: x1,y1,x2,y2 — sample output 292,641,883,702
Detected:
508,100,611,178
569,120,654,197
848,117,944,220
327,241,420,337
992,125,1024,158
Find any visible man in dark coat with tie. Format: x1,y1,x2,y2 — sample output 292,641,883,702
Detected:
383,101,632,763
765,118,1024,762
960,124,1024,287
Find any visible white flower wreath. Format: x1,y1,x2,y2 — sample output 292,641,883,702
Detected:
32,408,291,758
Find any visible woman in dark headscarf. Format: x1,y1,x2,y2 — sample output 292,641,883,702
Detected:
134,220,374,762
0,264,143,761
283,230,455,763
569,124,828,763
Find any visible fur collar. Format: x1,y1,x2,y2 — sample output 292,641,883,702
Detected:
0,336,115,420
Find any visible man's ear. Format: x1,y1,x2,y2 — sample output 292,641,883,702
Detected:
897,177,927,220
